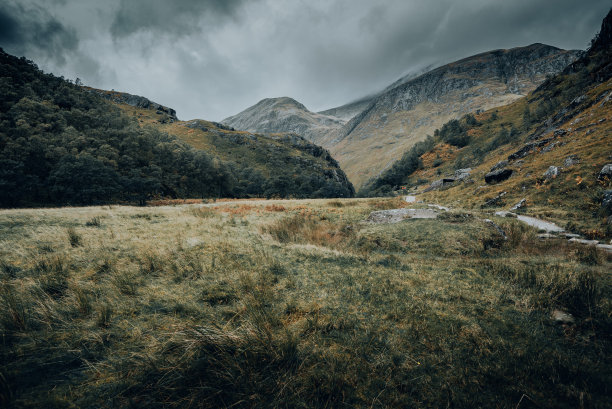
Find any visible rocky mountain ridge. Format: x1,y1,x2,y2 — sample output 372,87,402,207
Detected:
222,97,344,143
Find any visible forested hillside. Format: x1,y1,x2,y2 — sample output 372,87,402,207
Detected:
0,50,353,207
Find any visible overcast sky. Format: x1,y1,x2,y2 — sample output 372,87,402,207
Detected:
0,0,609,121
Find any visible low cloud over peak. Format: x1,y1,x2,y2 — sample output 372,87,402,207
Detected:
1,0,609,121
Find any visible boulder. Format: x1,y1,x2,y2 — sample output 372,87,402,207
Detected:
454,168,472,181
551,310,575,325
423,178,455,192
484,169,513,184
490,160,508,172
598,164,612,180
563,155,580,167
511,198,527,210
543,166,559,179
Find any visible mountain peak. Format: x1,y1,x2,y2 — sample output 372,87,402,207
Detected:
222,96,344,140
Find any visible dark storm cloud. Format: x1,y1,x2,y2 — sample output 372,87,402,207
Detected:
1,0,610,120
110,0,249,38
0,0,78,65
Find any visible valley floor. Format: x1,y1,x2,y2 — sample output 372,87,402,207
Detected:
0,198,610,408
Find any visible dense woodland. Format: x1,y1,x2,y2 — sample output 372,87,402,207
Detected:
0,49,353,207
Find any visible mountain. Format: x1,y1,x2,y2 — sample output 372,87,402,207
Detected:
222,97,345,143
223,44,579,189
0,50,353,207
364,9,612,238
329,43,581,188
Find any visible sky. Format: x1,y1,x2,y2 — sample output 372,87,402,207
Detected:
0,0,610,121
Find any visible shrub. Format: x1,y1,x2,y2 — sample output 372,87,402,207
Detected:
67,227,82,247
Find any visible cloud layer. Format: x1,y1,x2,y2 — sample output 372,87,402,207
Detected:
1,0,609,120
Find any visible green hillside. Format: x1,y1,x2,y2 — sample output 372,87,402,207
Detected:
0,51,353,207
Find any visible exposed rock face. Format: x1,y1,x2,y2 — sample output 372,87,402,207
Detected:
485,169,513,184
222,97,344,143
89,89,177,119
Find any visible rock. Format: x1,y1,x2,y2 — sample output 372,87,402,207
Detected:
562,232,581,239
553,129,568,136
454,168,472,181
538,233,555,239
543,166,559,179
511,198,527,210
508,138,553,161
490,160,508,172
484,169,513,184
540,142,559,153
596,244,612,253
482,191,507,207
598,164,612,180
423,178,456,192
602,190,612,214
563,155,580,167
405,195,417,203
494,211,517,218
552,310,575,324
568,238,599,246
366,208,439,224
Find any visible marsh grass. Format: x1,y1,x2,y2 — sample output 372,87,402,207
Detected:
0,198,609,408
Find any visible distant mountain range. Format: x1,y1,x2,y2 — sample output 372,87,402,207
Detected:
223,44,580,188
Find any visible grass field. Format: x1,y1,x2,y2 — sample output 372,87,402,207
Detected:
0,198,610,408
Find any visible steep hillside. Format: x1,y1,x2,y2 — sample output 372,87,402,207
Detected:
222,97,345,143
99,92,354,199
365,9,612,238
331,43,580,188
0,50,354,207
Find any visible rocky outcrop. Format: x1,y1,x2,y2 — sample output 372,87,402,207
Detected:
89,89,177,119
485,169,513,184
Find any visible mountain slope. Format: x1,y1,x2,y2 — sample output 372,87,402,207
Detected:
329,43,580,188
0,50,354,207
365,9,612,238
110,97,354,199
222,97,345,143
